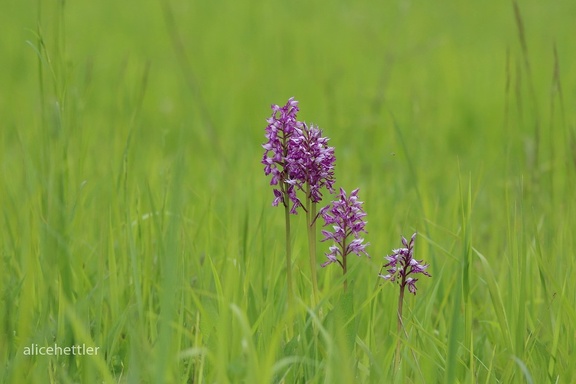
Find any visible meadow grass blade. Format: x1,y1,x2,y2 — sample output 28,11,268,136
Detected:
474,248,513,353
445,263,463,383
512,0,542,175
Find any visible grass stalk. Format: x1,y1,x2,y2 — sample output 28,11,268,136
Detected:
513,0,541,175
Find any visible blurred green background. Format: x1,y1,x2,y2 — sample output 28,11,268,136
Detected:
2,1,575,199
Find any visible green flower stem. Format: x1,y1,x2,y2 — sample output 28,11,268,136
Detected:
342,236,348,292
395,276,406,372
306,184,319,306
284,195,294,310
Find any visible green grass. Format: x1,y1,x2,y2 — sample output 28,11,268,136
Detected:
2,0,576,382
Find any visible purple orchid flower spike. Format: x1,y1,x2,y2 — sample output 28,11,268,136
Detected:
287,123,336,204
320,188,370,290
380,233,431,295
262,97,304,214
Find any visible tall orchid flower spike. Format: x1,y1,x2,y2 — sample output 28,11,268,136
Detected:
261,97,305,309
288,122,336,303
